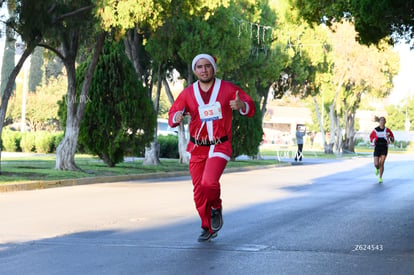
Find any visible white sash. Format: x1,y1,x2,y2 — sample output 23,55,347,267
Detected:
375,128,387,139
193,78,222,140
192,78,230,161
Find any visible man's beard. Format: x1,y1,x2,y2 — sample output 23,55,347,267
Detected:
199,76,214,83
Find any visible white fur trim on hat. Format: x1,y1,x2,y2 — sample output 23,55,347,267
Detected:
192,54,216,74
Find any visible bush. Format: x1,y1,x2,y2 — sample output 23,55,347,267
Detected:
158,135,179,159
1,130,69,154
394,140,409,149
406,141,414,151
67,40,156,167
35,132,55,153
2,129,22,152
53,132,65,152
20,132,36,153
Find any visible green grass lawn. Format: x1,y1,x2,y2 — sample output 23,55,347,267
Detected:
0,154,279,184
0,155,183,183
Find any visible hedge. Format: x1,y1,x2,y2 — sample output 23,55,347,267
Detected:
2,130,64,153
2,130,181,158
2,129,23,152
158,135,179,159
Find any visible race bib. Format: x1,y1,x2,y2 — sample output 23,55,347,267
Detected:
199,102,222,122
376,130,386,138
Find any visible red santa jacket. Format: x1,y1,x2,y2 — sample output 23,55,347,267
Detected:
168,78,255,159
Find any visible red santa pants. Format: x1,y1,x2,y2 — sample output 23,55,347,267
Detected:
189,155,227,232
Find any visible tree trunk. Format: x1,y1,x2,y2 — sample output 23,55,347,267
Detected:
255,82,272,161
162,78,189,164
325,103,336,154
0,44,36,174
260,84,270,120
123,29,152,95
187,64,194,85
55,125,79,170
334,114,342,154
162,78,175,104
124,29,144,82
312,96,327,149
143,140,161,165
124,29,159,165
0,2,15,96
342,111,356,153
177,123,189,164
326,81,343,154
143,63,162,165
56,32,106,170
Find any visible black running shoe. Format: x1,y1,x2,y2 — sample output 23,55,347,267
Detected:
197,228,217,242
211,208,223,232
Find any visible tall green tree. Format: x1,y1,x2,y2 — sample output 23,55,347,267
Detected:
224,0,289,157
146,0,263,160
271,1,399,153
293,22,398,154
0,0,16,96
101,0,236,165
99,0,173,165
0,1,108,173
269,0,335,152
231,101,263,159
291,0,414,45
28,46,43,92
386,100,414,131
0,0,52,173
326,22,398,153
47,2,106,171
76,40,156,167
7,75,66,131
45,57,64,82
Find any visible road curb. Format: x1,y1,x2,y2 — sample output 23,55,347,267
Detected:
0,163,290,193
0,171,190,193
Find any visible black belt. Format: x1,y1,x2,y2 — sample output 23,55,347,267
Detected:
190,136,228,146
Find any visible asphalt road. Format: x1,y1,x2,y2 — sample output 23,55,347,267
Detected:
1,154,413,274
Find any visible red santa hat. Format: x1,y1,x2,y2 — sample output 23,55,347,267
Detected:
192,53,217,74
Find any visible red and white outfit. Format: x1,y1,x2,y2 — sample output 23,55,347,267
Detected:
369,127,394,146
168,78,255,233
369,126,394,156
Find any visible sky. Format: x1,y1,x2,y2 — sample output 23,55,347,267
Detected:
389,43,414,105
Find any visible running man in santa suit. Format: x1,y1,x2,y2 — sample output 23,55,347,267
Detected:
369,116,394,183
168,53,255,242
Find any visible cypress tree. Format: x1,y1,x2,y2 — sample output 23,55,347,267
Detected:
1,1,17,96
231,101,263,159
0,30,15,96
45,57,64,83
28,47,44,92
76,40,156,167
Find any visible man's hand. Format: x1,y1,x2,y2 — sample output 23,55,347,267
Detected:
229,91,245,112
174,112,184,123
174,108,186,123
